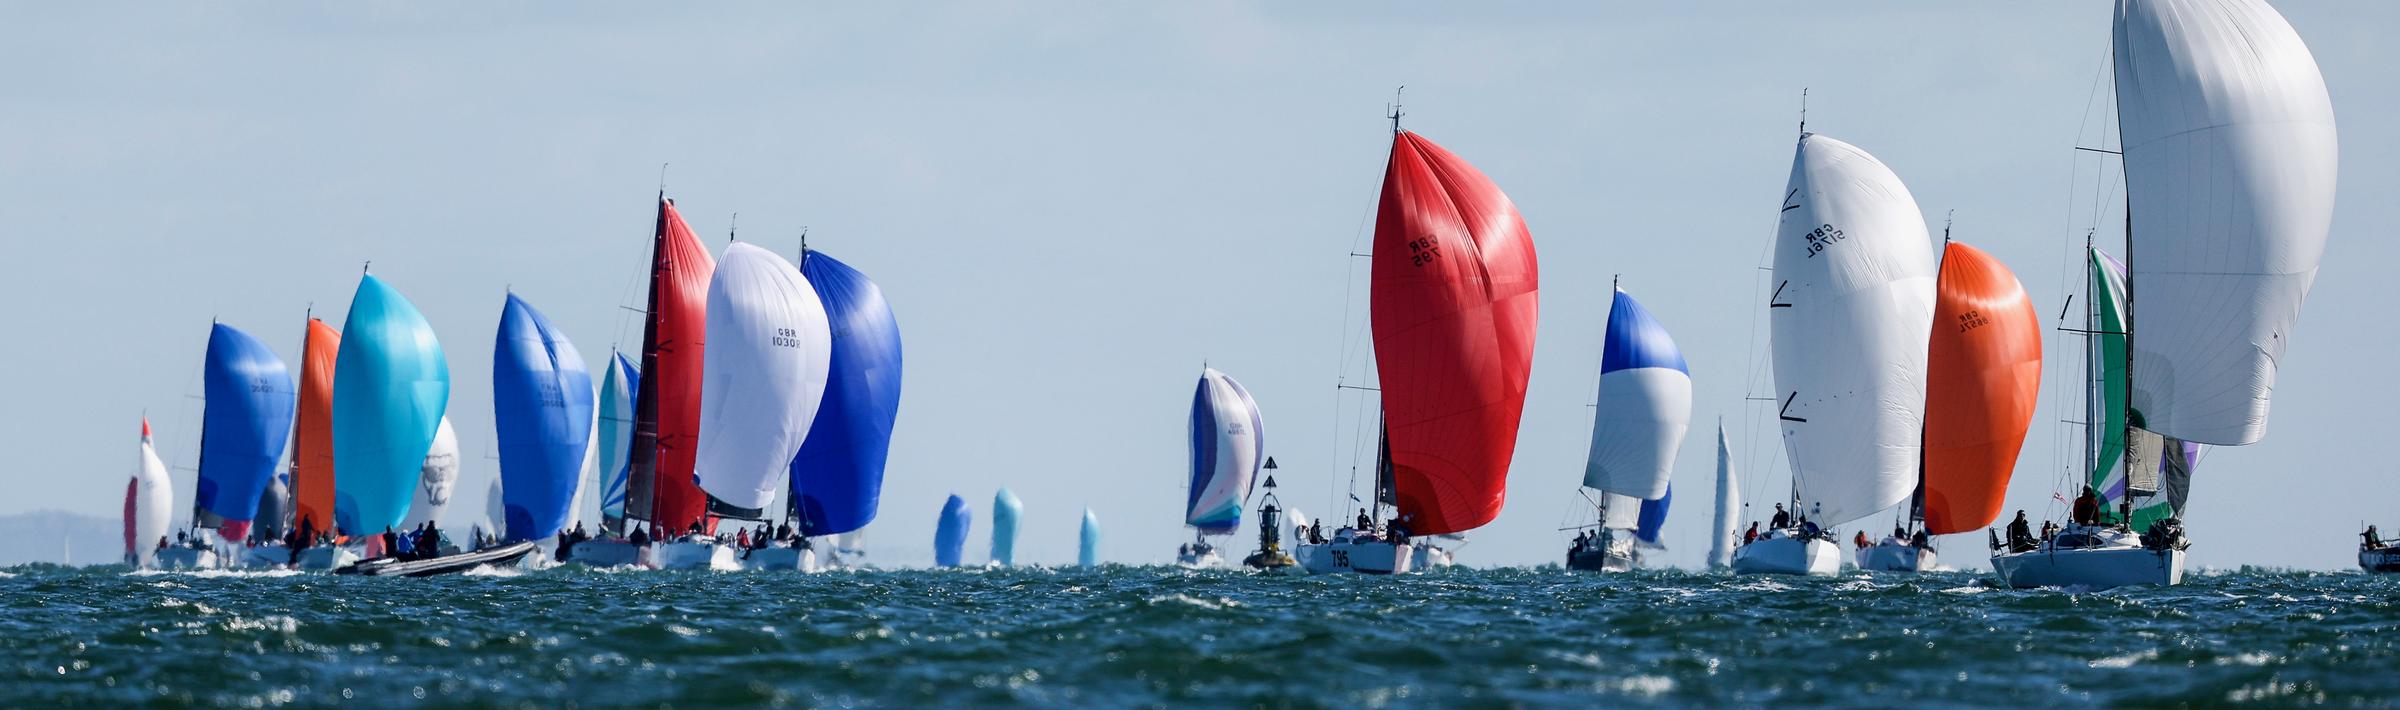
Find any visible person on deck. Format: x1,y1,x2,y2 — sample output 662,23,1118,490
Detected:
2006,511,2035,553
1770,504,1790,530
2072,486,2102,526
393,529,416,560
1911,529,1929,549
776,522,794,542
1854,531,1870,550
1355,509,1372,532
737,528,751,549
688,520,704,537
2363,525,2384,551
1744,523,1759,545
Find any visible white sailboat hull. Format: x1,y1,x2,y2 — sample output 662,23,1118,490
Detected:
1857,542,1937,573
1412,543,1452,571
566,539,649,568
741,546,818,572
1991,528,2183,589
1731,535,1840,576
154,546,219,571
1174,548,1224,568
656,537,740,571
2361,548,2400,573
241,543,293,569
1295,535,1413,575
296,544,363,571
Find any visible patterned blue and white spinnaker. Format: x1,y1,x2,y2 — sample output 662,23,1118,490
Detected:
1186,368,1264,535
1583,287,1691,502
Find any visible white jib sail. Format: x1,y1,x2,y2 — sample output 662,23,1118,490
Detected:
1708,424,1739,569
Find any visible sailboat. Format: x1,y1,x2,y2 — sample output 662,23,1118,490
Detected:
934,494,971,568
1079,508,1100,568
401,417,459,546
1295,119,1539,575
616,196,716,562
1568,284,1690,572
571,352,643,567
1180,367,1264,568
125,418,174,568
1707,424,1739,570
241,473,295,567
782,248,903,570
492,293,597,561
162,323,298,570
331,273,452,561
1860,240,2042,573
990,489,1022,566
679,241,832,571
1994,0,2333,590
286,317,356,570
1738,133,1934,577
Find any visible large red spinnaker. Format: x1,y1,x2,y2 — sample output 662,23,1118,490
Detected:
629,197,716,533
293,318,340,534
1922,242,2042,534
1369,132,1539,536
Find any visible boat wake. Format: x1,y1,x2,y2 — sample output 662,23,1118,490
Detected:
126,568,301,579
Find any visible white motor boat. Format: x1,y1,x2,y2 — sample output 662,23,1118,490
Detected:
656,534,740,571
1990,524,2183,590
1174,542,1223,568
154,544,220,571
1857,539,1937,573
741,544,819,572
566,538,650,568
296,543,364,571
1730,530,1840,576
1294,528,1413,575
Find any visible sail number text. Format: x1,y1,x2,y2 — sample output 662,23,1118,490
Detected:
771,328,802,348
1408,237,1442,267
1954,309,1988,333
1801,223,1846,258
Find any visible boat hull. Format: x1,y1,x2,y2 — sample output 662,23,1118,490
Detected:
241,543,293,569
741,546,818,572
154,546,219,571
2362,548,2400,573
656,538,740,571
1241,549,1297,571
1567,541,1634,572
1992,545,2183,589
335,541,538,577
565,539,650,568
1857,542,1937,573
1174,548,1224,568
1295,538,1413,575
1731,536,1840,576
296,544,363,571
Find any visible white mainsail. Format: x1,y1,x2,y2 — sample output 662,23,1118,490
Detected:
130,419,174,566
1708,423,1739,570
2115,0,2337,446
1768,133,1936,526
694,242,833,513
402,416,459,529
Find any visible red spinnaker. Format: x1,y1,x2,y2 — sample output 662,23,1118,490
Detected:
1922,242,2042,534
293,318,340,534
631,198,716,533
122,477,137,561
1369,132,1539,536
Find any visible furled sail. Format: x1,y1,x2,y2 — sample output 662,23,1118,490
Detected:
194,322,298,542
789,250,904,537
694,242,831,519
291,318,340,536
332,274,451,536
991,488,1022,566
1768,133,1936,526
934,494,971,568
127,418,173,566
1708,424,1739,570
493,294,597,542
1079,508,1100,568
1369,131,1540,536
627,197,715,533
1186,367,1265,535
403,417,459,529
2115,0,2337,446
1920,242,2042,535
1635,484,1671,548
596,352,638,534
1583,286,1690,501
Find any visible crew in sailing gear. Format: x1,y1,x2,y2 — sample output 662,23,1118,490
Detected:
2072,486,2102,526
1744,523,1760,545
1770,504,1790,530
1854,531,1871,550
2006,511,2036,553
1911,530,1929,549
1355,509,1372,532
2365,525,2386,551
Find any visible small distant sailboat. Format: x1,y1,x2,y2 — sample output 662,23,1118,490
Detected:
331,273,452,562
165,323,299,570
125,418,173,568
783,248,903,570
1079,508,1099,569
492,293,596,559
569,352,644,568
1568,284,1690,572
1740,132,1935,577
990,489,1022,566
1180,367,1264,568
934,495,972,568
1707,424,1739,570
679,242,831,571
1297,118,1538,575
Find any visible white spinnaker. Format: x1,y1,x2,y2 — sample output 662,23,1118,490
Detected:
2115,0,2337,446
695,242,833,511
1769,133,1936,526
1583,368,1690,500
1188,368,1263,529
402,416,459,529
1708,424,1739,570
132,430,174,566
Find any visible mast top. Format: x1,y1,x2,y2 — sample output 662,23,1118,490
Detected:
1388,85,1406,135
1798,87,1809,136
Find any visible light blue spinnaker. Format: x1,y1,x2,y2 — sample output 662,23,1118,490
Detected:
596,352,639,534
194,322,298,539
1079,508,1100,568
789,250,903,537
990,488,1022,566
332,274,450,536
934,494,972,568
493,293,596,542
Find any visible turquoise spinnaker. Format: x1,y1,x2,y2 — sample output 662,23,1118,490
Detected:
332,274,450,535
1079,508,1100,568
990,488,1022,566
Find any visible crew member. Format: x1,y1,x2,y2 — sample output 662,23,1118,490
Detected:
2072,486,2102,526
2006,511,2035,553
1770,504,1790,530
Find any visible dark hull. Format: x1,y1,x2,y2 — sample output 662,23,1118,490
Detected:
337,541,538,577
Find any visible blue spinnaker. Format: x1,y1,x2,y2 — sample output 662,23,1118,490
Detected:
332,274,450,535
991,488,1022,566
493,294,596,542
1635,484,1671,547
194,323,297,533
934,494,971,567
789,250,902,537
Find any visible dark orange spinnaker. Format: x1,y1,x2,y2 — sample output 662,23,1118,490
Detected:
1922,242,2041,534
293,318,340,533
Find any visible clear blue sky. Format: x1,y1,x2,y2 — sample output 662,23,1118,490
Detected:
5,3,2390,570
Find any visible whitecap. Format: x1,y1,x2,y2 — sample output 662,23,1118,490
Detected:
2088,649,2159,669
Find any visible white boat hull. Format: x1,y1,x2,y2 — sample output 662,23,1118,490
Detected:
240,543,294,569
153,546,219,571
1412,544,1452,570
656,538,740,571
566,539,650,568
2362,548,2400,573
1857,542,1937,573
1174,548,1224,568
295,544,363,571
1992,544,2183,590
1295,537,1412,575
741,546,819,572
1731,536,1840,576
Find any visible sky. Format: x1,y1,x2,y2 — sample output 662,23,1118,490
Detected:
5,2,2392,571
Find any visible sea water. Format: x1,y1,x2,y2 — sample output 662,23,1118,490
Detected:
2,565,2394,706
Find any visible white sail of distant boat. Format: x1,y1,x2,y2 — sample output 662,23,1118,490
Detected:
1079,508,1099,568
1768,133,1936,526
481,477,503,540
403,416,459,530
2116,0,2337,447
1708,423,1739,570
127,418,174,567
693,242,832,518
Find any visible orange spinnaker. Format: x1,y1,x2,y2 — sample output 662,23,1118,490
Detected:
1922,242,2041,534
293,318,340,534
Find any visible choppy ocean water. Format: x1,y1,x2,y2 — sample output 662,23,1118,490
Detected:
1,564,2393,707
